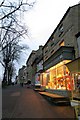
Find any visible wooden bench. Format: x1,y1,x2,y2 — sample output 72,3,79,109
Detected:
39,91,71,105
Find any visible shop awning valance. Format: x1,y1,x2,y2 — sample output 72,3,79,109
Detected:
66,57,80,73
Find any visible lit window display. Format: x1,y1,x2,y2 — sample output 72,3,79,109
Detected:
56,65,66,90
72,73,80,98
42,73,47,86
49,68,56,89
40,73,43,85
42,60,74,91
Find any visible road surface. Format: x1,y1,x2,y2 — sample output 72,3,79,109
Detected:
2,84,76,119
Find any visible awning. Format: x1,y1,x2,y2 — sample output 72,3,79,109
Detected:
66,57,80,73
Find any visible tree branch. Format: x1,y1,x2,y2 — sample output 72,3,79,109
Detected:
0,1,34,20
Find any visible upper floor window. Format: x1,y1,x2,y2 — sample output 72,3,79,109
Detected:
45,45,48,53
58,24,64,37
45,49,48,53
52,37,54,41
59,41,64,46
51,42,54,46
45,56,48,59
51,37,54,46
51,49,54,54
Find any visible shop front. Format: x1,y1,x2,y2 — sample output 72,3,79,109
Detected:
66,57,80,100
42,46,75,97
42,60,75,97
66,57,80,119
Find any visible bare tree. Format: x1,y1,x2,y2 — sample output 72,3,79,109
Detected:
0,0,35,86
0,0,35,20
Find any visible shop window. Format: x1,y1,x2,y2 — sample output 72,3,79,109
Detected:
65,73,72,90
49,68,56,89
42,73,47,86
44,61,75,91
72,73,80,98
56,65,66,90
46,72,50,85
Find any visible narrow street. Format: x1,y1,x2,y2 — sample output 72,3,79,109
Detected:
2,84,76,119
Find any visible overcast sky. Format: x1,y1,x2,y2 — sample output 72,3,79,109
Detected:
21,0,79,64
24,0,79,48
0,0,80,79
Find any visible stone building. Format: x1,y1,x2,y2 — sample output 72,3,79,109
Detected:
40,3,80,98
26,50,37,85
18,65,27,84
26,46,43,86
18,3,80,99
31,45,43,86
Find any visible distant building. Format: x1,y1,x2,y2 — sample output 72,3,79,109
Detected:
18,65,27,84
31,45,43,85
26,50,37,85
26,46,43,86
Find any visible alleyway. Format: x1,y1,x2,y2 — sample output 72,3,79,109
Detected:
2,84,76,119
